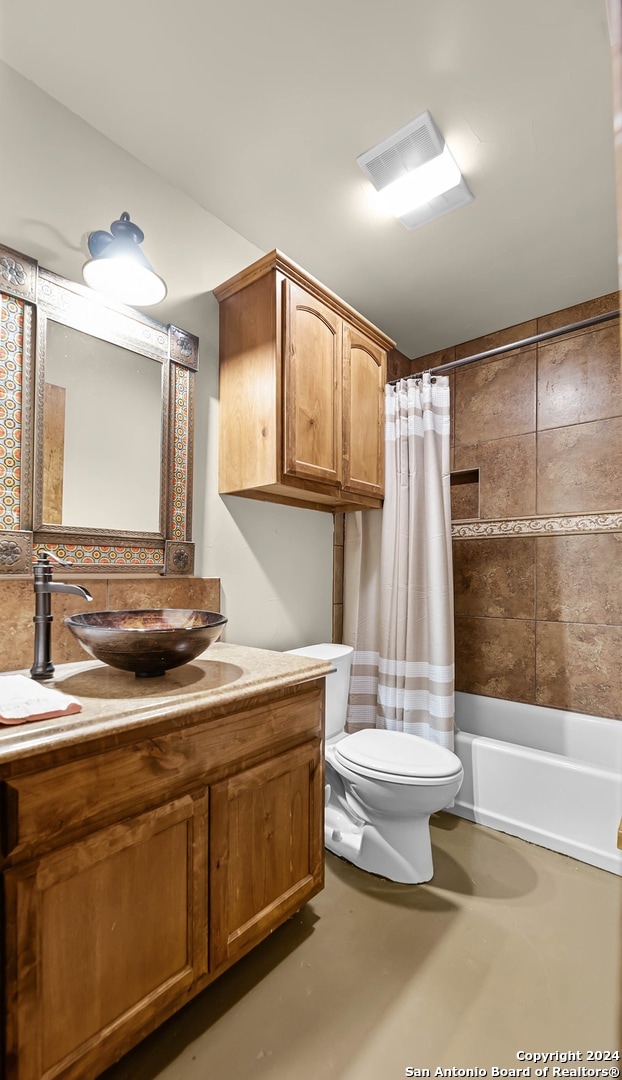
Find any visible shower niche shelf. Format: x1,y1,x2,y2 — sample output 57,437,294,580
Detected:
450,469,480,521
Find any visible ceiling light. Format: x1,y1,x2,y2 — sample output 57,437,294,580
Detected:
82,211,167,306
357,111,473,229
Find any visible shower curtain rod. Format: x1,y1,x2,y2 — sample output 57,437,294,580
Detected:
388,308,620,384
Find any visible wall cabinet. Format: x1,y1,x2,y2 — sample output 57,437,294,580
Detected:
1,676,325,1079
215,250,395,512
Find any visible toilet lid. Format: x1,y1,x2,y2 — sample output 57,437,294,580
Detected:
335,729,461,779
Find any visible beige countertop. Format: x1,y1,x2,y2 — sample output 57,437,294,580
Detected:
0,643,332,765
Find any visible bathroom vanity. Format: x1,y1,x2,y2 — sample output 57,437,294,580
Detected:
0,644,331,1079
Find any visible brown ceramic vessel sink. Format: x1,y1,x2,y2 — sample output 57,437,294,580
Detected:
65,609,228,677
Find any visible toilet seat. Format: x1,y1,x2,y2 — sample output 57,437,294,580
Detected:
334,729,462,786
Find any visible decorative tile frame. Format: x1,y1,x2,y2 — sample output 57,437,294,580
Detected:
0,242,197,574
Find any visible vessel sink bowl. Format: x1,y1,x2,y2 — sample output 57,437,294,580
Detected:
65,609,228,677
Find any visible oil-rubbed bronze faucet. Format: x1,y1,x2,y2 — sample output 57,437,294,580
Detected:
31,551,93,680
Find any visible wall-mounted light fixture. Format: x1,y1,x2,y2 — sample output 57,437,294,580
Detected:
357,111,472,230
82,211,167,305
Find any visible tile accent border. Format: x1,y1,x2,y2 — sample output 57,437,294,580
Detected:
452,511,622,538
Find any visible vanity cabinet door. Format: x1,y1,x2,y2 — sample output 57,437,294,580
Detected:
4,792,208,1080
209,740,324,973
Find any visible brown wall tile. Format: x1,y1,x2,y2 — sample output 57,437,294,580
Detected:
537,322,621,431
454,434,536,519
387,349,411,383
454,348,536,446
453,537,535,620
536,417,622,514
436,291,622,717
0,576,220,673
107,576,220,612
536,533,622,624
409,345,456,375
536,621,622,719
46,582,110,665
455,320,538,362
455,616,535,702
332,603,343,645
537,292,619,335
0,577,108,673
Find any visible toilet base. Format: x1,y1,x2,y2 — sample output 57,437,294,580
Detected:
325,802,434,884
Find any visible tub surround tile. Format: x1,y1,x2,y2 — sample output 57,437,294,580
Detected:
536,292,619,336
332,541,344,610
535,622,622,720
536,416,622,515
537,322,621,430
455,319,538,362
333,512,345,548
455,616,535,702
436,291,622,721
409,345,456,376
536,533,622,624
387,348,411,383
454,348,536,446
332,603,343,645
453,537,535,620
454,434,536,519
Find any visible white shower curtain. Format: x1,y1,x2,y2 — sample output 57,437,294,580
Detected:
343,373,455,748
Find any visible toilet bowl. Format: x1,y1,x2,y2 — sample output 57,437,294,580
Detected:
286,643,463,884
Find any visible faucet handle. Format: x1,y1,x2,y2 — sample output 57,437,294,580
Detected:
34,550,72,568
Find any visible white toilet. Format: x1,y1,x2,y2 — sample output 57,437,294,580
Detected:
286,643,463,884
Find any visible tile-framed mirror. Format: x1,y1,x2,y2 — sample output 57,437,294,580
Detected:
0,242,198,575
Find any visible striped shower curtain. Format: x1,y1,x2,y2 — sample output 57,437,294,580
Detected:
343,373,455,748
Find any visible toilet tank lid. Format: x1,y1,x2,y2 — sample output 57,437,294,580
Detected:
336,729,461,778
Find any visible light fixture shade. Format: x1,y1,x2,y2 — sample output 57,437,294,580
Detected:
357,111,473,229
82,212,167,305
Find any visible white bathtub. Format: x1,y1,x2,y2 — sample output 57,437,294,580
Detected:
450,692,622,875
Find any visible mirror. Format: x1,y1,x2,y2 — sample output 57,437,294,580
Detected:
42,321,163,532
0,240,198,575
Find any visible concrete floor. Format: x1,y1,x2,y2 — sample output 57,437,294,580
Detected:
102,815,622,1079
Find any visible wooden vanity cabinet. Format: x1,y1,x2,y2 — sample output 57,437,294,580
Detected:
215,250,394,512
0,679,325,1080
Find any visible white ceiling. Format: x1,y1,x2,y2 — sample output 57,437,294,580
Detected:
0,0,618,357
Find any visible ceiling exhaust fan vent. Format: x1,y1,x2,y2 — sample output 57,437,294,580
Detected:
357,111,445,192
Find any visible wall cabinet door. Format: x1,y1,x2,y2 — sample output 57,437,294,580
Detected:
5,792,208,1080
283,280,342,484
342,325,385,498
209,741,323,972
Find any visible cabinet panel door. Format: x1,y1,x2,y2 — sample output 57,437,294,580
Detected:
343,325,386,497
5,793,208,1080
210,741,323,972
283,280,342,483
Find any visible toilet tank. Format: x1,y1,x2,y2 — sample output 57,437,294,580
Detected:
285,644,353,739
